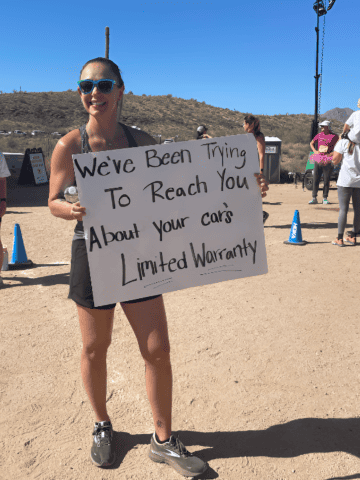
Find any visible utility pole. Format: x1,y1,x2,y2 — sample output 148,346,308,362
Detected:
105,27,109,59
310,0,321,141
310,0,337,141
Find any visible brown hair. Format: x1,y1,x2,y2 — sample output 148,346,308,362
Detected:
348,141,356,155
244,115,262,137
80,57,124,88
341,131,356,154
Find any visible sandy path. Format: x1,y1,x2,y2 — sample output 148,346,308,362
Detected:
1,183,360,480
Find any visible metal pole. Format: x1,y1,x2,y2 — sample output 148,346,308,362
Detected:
310,1,321,141
314,2,320,127
105,27,109,59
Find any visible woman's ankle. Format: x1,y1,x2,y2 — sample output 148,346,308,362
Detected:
95,415,111,423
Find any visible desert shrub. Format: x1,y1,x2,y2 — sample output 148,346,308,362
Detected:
282,145,289,156
7,138,17,150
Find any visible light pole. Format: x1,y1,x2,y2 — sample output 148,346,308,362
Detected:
310,0,336,141
105,27,109,59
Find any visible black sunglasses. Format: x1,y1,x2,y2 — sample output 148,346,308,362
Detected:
77,79,119,94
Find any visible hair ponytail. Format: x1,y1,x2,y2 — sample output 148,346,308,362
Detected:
244,115,262,137
348,141,355,155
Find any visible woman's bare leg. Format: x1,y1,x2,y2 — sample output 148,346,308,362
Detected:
121,296,172,442
77,305,115,422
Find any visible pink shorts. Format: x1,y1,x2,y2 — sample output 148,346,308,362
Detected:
309,153,332,165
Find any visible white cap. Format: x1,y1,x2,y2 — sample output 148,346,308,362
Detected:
318,120,331,127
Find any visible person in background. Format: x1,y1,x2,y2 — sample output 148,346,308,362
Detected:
309,120,339,205
196,125,212,139
0,152,11,286
331,124,360,246
342,98,360,137
243,115,269,224
342,99,360,237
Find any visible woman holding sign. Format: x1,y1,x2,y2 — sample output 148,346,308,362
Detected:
49,57,268,476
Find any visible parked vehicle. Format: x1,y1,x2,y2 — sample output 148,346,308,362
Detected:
51,132,62,136
163,139,174,144
0,130,11,136
31,130,46,136
13,130,27,135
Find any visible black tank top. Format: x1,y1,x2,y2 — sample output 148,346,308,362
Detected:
74,123,139,236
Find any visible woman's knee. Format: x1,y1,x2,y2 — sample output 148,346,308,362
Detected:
142,342,171,365
82,335,112,361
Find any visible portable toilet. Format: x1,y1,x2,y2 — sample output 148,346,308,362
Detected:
264,137,281,183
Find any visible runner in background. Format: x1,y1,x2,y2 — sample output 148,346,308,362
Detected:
342,99,360,237
331,123,360,246
0,152,11,286
342,98,360,137
196,124,212,139
243,115,269,224
309,120,339,205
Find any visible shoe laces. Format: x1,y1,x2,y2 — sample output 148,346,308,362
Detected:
93,423,112,446
168,435,192,457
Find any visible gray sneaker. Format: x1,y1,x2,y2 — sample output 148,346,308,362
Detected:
148,433,208,477
90,421,115,467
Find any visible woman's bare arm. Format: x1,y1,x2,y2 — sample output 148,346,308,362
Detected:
331,151,342,165
256,135,266,171
310,140,319,154
0,177,6,219
342,123,350,134
48,131,86,221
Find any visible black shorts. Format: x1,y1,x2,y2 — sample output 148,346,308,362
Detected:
69,239,161,310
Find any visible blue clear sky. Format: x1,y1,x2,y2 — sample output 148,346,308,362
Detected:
1,0,359,116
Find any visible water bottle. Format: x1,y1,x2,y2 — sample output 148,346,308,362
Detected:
64,186,79,204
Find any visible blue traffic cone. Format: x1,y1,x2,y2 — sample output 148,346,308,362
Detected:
8,224,33,269
284,210,307,245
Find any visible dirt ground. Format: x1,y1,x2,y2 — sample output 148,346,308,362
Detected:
1,181,360,480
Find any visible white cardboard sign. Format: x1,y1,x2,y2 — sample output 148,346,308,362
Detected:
73,133,268,306
30,153,48,184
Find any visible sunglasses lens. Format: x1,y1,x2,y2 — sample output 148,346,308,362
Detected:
80,81,93,94
98,81,113,93
79,80,114,94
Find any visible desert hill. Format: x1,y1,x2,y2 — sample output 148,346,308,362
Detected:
0,90,348,174
321,107,354,123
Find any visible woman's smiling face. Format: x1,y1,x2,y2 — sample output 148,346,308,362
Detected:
78,62,124,117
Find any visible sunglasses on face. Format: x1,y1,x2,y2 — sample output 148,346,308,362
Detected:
77,79,119,94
